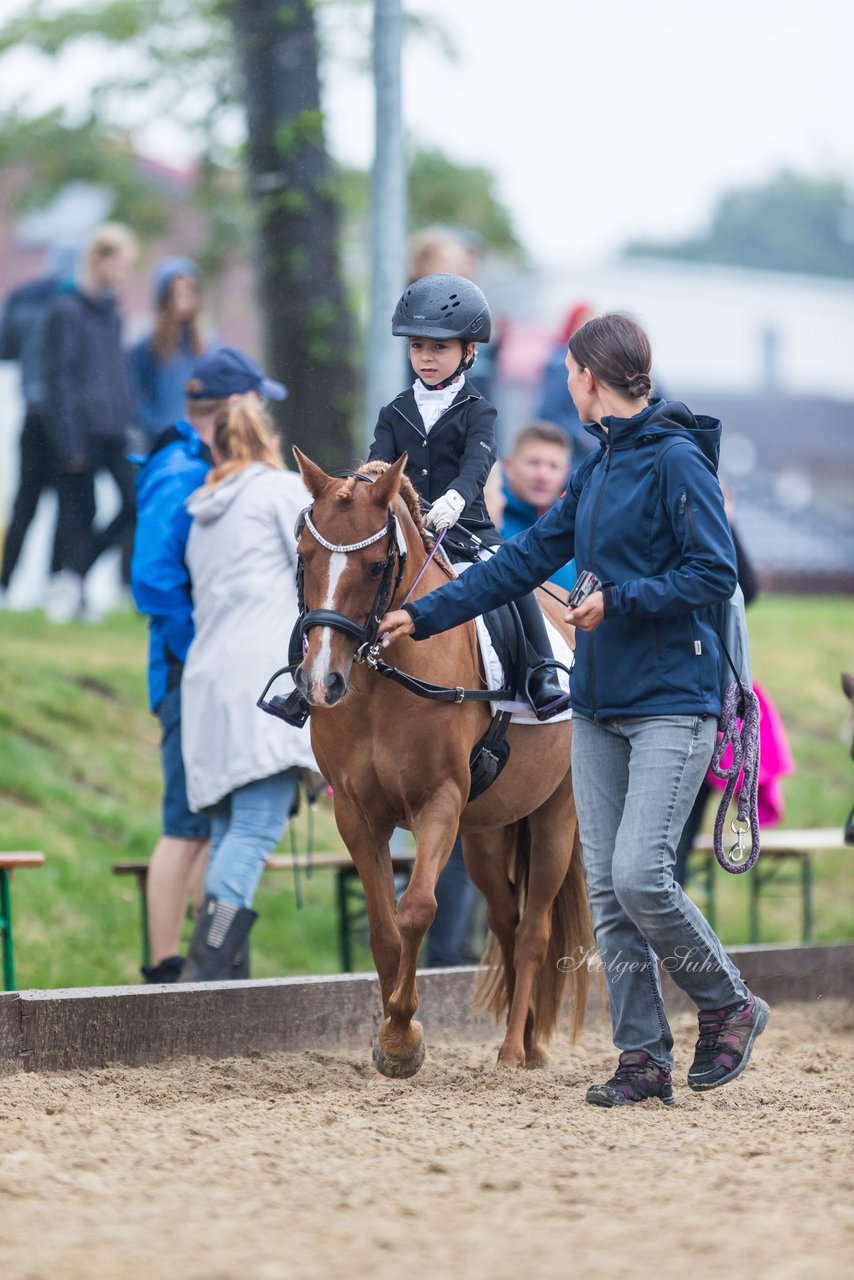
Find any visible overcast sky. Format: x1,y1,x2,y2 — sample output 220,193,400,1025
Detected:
3,0,852,268
322,0,853,265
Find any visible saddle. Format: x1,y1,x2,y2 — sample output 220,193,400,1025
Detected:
468,601,527,802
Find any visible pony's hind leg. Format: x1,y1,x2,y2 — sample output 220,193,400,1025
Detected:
461,827,525,1067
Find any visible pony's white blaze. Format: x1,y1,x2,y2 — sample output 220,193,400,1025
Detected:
309,550,349,687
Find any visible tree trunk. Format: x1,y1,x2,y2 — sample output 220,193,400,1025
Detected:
229,0,357,469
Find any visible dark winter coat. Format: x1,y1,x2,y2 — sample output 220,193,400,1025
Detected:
369,380,500,543
42,286,134,467
0,277,68,409
406,399,738,720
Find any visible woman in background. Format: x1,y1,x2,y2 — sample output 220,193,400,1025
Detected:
128,257,204,443
179,395,314,980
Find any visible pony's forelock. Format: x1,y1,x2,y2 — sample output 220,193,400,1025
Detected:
333,461,453,577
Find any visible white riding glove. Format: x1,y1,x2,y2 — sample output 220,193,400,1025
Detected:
425,488,466,531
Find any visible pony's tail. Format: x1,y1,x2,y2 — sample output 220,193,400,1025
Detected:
473,822,592,1044
536,826,591,1044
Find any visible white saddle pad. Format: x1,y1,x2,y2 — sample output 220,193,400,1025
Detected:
452,558,573,725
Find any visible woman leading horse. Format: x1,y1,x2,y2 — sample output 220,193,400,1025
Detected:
281,448,591,1078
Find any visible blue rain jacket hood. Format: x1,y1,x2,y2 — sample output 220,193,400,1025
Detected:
130,420,212,711
406,399,738,719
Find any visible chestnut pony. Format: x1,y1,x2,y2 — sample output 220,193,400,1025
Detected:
292,449,591,1077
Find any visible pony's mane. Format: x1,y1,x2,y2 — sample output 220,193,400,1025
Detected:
335,462,454,579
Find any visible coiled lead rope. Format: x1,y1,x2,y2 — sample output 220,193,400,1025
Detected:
709,681,761,873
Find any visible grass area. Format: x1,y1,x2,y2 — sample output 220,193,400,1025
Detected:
1,595,852,989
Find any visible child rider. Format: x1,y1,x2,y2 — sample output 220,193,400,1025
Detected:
369,272,570,720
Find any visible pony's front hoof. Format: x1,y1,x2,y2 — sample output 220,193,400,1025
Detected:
372,1019,426,1079
496,1046,525,1069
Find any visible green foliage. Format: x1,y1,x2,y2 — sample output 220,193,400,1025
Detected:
0,110,170,237
625,170,854,278
274,109,326,157
0,0,239,153
408,148,522,257
0,0,248,269
337,147,525,258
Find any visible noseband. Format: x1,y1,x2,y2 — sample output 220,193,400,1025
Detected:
293,475,408,664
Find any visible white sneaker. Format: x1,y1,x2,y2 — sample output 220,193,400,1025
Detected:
79,597,105,625
44,571,84,624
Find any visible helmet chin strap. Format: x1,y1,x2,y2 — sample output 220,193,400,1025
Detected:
417,347,477,391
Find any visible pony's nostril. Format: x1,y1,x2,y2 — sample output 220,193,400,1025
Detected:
295,664,310,696
325,672,346,705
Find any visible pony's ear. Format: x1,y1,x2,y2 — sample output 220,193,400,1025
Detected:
293,447,331,497
842,672,854,702
369,453,408,506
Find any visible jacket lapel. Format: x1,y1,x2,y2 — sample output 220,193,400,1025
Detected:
392,388,425,437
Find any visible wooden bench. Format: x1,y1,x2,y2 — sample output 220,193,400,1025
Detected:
692,827,849,943
1,852,46,990
114,849,417,975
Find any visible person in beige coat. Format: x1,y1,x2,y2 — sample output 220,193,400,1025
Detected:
179,395,314,980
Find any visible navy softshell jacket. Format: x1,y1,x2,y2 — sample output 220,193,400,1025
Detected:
406,400,738,720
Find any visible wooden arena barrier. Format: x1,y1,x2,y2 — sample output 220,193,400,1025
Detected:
1,942,852,1076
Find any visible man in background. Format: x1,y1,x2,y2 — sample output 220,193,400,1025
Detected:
0,245,76,603
502,421,575,592
42,222,138,622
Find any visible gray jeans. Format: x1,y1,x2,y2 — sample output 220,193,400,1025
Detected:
571,713,747,1070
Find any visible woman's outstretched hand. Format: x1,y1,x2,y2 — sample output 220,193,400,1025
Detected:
379,609,415,646
566,590,605,632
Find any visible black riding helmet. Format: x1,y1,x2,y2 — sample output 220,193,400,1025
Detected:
392,273,492,343
394,273,491,389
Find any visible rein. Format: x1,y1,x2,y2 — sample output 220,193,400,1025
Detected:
283,485,516,705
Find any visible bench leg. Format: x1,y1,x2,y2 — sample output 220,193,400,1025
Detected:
0,870,15,991
749,868,760,945
336,869,352,973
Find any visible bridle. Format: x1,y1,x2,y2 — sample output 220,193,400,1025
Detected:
257,469,519,725
293,472,408,665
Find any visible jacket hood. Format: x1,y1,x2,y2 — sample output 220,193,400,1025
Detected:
186,461,267,524
590,398,723,469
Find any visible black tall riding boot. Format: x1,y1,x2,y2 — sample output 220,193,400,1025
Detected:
178,896,258,983
230,937,251,980
514,592,572,721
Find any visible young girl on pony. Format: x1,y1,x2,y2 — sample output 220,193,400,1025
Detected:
369,272,570,720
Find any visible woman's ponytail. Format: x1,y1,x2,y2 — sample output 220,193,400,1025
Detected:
206,395,283,486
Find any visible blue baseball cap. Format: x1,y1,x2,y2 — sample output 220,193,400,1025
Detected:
185,346,288,401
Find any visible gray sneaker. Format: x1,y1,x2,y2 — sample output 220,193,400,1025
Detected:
687,992,770,1091
586,1050,676,1108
